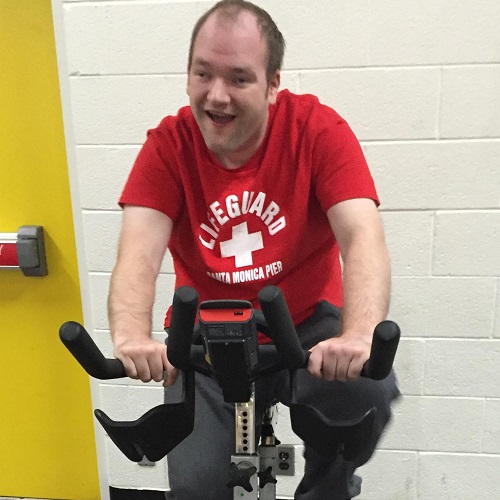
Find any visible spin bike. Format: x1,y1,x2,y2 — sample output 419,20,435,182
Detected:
60,285,400,499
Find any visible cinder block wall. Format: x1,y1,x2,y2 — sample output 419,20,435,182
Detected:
52,1,500,498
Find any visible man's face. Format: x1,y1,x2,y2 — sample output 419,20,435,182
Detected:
187,11,280,168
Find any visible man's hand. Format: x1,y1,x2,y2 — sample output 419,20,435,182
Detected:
307,334,371,382
114,337,179,387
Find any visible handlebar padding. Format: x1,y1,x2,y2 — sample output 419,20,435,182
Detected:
166,286,199,371
59,321,125,379
258,286,309,370
361,320,400,380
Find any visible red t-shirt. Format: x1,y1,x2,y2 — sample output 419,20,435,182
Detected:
120,90,378,342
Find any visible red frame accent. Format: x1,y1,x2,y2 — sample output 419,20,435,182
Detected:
0,242,19,267
199,308,252,323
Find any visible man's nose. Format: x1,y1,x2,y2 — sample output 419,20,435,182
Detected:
207,78,230,105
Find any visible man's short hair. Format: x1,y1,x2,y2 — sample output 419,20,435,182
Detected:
187,0,286,81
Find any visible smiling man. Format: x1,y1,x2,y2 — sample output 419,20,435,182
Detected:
187,8,280,168
109,1,400,499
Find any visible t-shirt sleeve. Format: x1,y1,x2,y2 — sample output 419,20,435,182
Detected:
119,126,184,222
313,108,379,212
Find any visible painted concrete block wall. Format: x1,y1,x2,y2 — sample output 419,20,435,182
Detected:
54,0,500,498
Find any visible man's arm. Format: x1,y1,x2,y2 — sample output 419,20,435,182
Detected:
108,205,178,386
307,198,391,381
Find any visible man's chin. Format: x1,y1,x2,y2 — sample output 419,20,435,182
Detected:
204,140,234,157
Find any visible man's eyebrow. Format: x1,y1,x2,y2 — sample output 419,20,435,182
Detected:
192,58,255,75
232,66,254,74
192,58,210,67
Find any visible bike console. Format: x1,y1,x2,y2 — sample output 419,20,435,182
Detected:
199,300,259,403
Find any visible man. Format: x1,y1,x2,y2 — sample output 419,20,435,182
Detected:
109,1,399,498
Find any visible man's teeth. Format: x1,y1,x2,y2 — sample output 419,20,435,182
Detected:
207,111,234,123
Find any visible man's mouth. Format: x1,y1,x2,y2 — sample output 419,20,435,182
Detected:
206,111,235,125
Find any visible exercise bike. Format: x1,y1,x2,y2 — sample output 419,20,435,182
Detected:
60,285,400,499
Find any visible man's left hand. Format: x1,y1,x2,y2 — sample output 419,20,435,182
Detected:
307,334,371,382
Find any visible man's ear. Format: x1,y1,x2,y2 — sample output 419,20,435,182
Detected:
267,71,281,104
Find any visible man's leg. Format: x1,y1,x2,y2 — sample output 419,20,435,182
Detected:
295,448,361,500
164,372,235,500
277,301,400,500
165,371,280,500
290,370,398,499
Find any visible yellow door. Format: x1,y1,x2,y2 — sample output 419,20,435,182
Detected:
0,1,100,498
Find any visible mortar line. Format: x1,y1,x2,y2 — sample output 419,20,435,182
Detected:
67,62,500,77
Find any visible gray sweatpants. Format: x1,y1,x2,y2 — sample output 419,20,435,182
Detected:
165,301,400,500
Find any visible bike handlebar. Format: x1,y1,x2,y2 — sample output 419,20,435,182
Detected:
166,286,199,371
59,321,125,379
258,286,310,371
59,286,400,381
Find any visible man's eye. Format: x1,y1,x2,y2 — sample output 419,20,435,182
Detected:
234,77,249,86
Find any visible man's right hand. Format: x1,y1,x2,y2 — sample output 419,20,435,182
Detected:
114,337,179,387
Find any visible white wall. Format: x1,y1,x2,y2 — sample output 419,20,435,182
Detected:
52,1,500,498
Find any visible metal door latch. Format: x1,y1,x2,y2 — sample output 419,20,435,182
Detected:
0,225,48,276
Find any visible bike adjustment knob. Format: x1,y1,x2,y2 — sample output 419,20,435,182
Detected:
227,462,257,493
258,466,277,488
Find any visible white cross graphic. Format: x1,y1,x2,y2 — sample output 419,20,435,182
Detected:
220,222,264,268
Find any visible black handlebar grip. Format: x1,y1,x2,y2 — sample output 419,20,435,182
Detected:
258,286,309,370
166,286,199,371
362,320,400,380
59,321,125,379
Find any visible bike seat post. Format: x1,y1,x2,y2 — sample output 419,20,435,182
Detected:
231,383,260,499
235,387,256,457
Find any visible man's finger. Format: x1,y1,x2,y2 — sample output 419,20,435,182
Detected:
148,351,166,382
306,348,323,379
163,367,179,387
134,357,153,383
119,355,139,379
346,357,365,380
